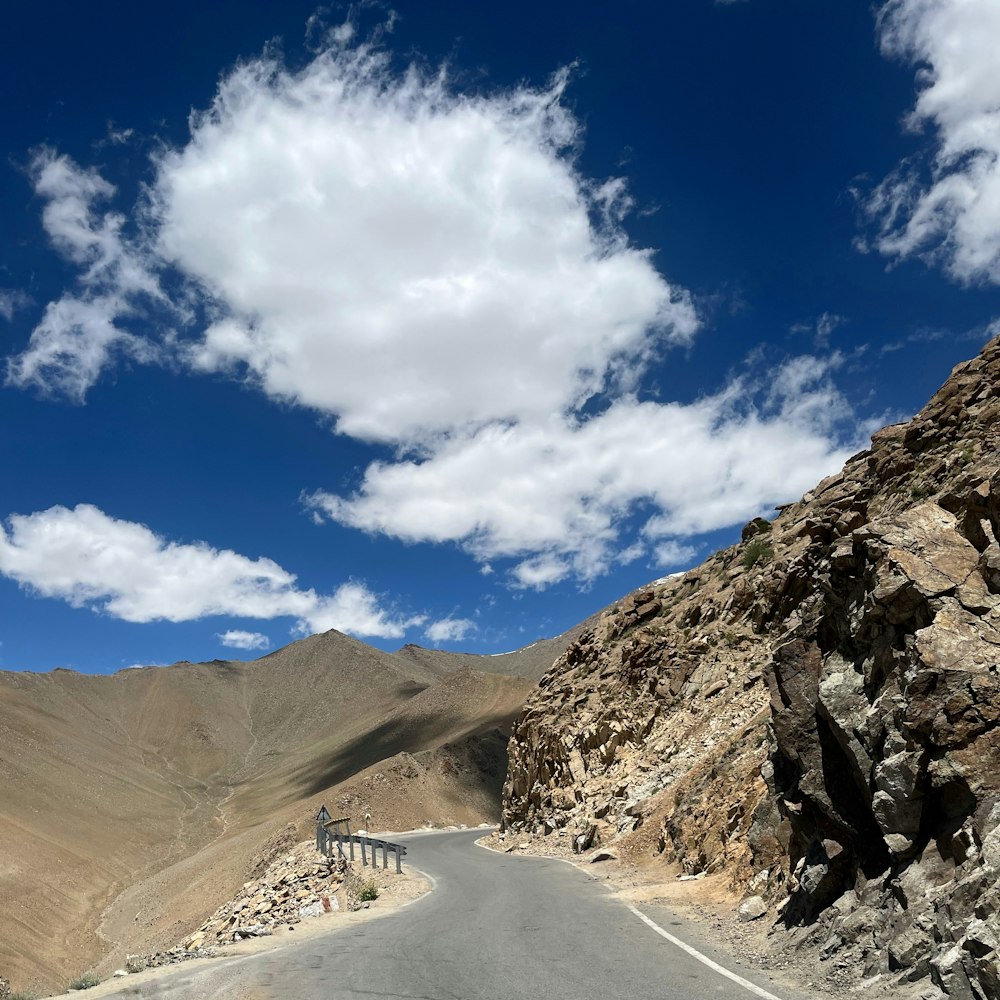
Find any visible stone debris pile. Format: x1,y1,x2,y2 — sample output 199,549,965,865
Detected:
133,841,348,970
199,844,347,945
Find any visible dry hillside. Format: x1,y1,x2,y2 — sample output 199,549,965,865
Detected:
0,628,564,995
503,335,1000,1000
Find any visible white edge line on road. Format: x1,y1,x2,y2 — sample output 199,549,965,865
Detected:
626,905,784,1000
475,835,783,1000
408,866,438,896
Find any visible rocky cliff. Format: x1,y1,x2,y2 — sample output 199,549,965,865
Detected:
503,336,1000,999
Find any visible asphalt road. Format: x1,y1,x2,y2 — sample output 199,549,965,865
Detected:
109,829,809,1000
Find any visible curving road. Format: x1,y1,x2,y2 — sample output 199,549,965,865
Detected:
108,829,809,1000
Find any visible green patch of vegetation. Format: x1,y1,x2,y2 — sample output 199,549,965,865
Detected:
910,484,930,500
958,444,975,466
69,973,101,991
358,880,380,902
741,539,774,570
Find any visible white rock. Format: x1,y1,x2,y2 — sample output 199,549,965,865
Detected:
738,896,768,922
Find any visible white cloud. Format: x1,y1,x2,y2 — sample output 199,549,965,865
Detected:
511,555,571,590
8,38,695,435
651,540,698,568
791,312,847,349
616,542,646,565
151,46,696,443
0,504,418,639
0,289,30,322
6,294,158,401
217,629,271,651
815,312,846,345
308,354,858,585
867,0,1000,284
5,151,165,400
298,582,426,638
424,616,477,644
28,150,161,302
102,122,135,147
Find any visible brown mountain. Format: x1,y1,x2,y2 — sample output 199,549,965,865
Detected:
0,627,573,995
503,335,1000,999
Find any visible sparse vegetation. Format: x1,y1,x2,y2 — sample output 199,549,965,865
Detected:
69,973,101,991
958,444,975,466
741,538,774,570
910,484,930,500
358,880,380,902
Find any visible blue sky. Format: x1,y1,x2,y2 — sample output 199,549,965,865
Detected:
2,0,998,673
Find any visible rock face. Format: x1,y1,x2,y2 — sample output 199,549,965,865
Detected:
503,335,1000,998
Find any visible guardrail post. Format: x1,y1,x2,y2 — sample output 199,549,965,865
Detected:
314,810,406,874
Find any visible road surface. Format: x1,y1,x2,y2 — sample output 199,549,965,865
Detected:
102,829,810,999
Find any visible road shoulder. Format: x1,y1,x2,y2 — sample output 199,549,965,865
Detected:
43,866,431,1000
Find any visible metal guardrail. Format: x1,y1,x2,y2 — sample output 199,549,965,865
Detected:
315,806,408,873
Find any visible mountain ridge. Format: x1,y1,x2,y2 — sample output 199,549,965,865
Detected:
0,624,580,993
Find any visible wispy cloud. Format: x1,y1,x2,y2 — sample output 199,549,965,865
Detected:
308,353,860,587
0,289,31,322
864,0,1000,285
5,151,167,400
879,316,1000,354
791,312,848,349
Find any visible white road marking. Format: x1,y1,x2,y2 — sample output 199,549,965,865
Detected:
627,904,784,1000
476,834,785,998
